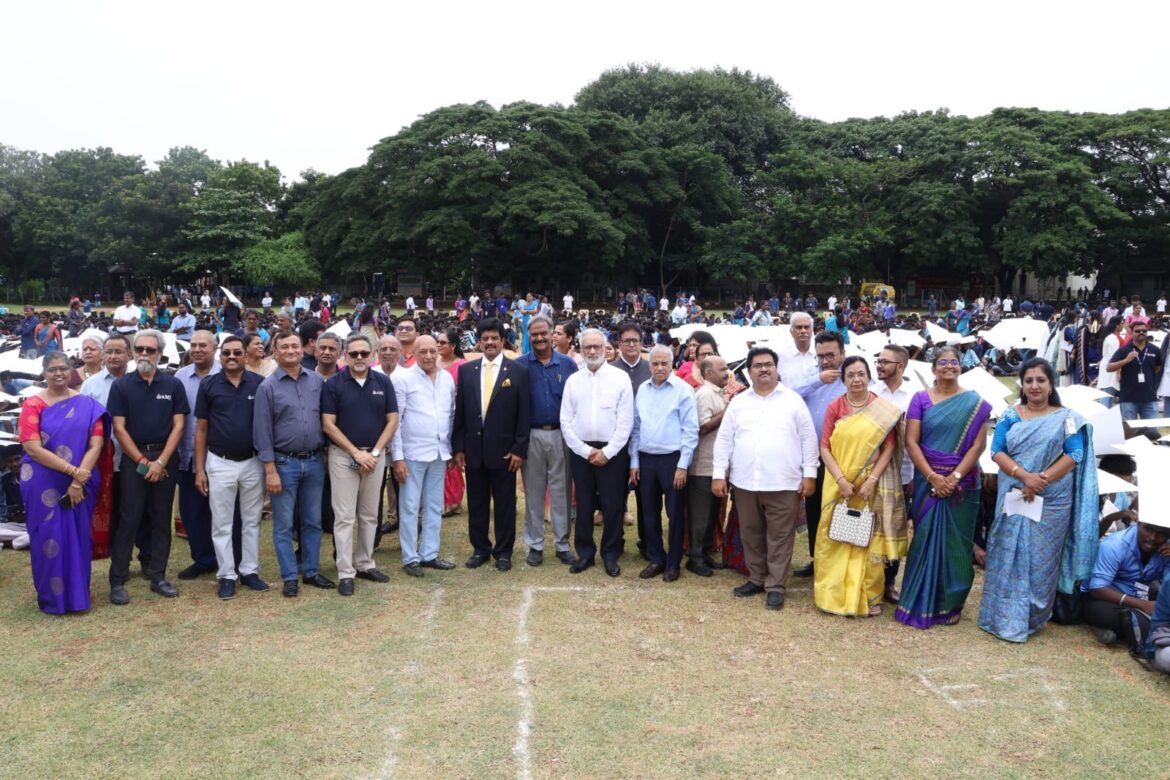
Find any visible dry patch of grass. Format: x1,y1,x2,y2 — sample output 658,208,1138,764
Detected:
2,496,1168,779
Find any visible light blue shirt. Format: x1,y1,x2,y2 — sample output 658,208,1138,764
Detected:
790,366,846,444
390,365,455,463
629,374,699,469
168,313,197,341
175,362,221,470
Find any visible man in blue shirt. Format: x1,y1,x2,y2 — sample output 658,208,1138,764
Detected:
517,316,578,567
789,330,847,577
1082,521,1169,649
629,345,699,582
18,305,39,358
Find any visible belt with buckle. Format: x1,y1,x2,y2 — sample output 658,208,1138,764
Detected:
134,441,167,451
276,448,321,459
212,450,256,462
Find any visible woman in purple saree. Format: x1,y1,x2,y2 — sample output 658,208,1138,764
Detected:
18,351,109,615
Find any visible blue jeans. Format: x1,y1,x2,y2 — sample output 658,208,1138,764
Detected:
269,453,325,581
397,458,445,565
1120,401,1160,421
177,470,217,569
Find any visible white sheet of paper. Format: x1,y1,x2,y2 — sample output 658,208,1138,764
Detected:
1004,489,1044,522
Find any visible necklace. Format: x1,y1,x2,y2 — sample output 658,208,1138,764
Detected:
846,394,868,409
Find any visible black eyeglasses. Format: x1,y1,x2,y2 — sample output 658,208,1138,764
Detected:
347,350,371,358
133,346,159,355
221,350,244,357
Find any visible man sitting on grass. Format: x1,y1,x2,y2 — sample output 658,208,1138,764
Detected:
1081,519,1170,650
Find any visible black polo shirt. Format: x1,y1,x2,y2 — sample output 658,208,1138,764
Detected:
1110,343,1163,403
107,370,189,444
195,370,265,457
321,370,397,448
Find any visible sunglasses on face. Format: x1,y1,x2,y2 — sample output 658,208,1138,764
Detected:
134,346,159,355
348,350,371,358
221,350,244,357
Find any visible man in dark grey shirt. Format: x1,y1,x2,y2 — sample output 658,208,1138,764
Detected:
609,321,652,556
253,330,333,597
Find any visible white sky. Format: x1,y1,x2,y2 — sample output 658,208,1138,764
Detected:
3,0,1168,181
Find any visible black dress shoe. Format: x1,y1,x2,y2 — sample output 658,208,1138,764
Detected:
663,568,680,583
792,563,814,578
526,549,543,567
357,568,390,583
303,574,336,589
421,558,455,570
639,563,665,579
240,574,270,592
217,578,236,600
465,553,490,569
604,560,621,577
282,579,299,597
151,580,179,598
703,556,726,570
569,558,594,574
766,591,785,610
733,581,766,597
496,557,513,572
110,586,129,606
178,563,215,580
685,559,714,577
338,578,355,596
380,521,399,535
556,550,579,565
883,585,901,605
403,562,424,578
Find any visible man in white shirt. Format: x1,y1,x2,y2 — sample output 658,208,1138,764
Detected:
261,292,273,311
827,294,838,312
777,312,816,387
658,295,669,313
405,295,417,315
391,335,457,577
561,328,634,576
712,346,818,610
671,300,689,325
1157,294,1167,315
469,292,480,317
1002,296,1013,314
112,291,141,334
562,292,574,316
873,344,913,605
200,290,212,312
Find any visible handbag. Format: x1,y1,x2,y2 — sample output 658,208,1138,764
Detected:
828,500,874,548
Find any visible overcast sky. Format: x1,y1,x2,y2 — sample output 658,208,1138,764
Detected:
4,0,1168,181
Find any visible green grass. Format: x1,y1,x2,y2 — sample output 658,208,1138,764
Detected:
2,495,1168,779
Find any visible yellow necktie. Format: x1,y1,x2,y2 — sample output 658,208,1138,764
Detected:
483,361,495,413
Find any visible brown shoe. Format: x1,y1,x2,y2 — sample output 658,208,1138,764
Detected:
638,563,665,579
662,568,680,583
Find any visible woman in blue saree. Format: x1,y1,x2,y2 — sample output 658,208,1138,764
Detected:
18,351,110,614
519,293,540,354
978,358,1098,642
896,348,992,628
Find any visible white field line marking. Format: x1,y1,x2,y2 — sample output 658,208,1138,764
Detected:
914,669,986,710
513,587,536,780
419,587,445,640
372,725,402,780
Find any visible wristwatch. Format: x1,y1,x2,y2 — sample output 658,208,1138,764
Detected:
952,471,963,481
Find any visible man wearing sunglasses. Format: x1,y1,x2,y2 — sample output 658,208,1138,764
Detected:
194,335,268,600
321,334,399,596
1106,323,1164,421
106,329,189,604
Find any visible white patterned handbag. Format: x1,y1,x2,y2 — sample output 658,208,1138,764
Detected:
828,501,875,548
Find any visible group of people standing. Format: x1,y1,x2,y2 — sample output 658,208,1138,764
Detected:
4,298,1112,656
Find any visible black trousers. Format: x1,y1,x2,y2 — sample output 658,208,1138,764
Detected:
629,444,645,552
687,475,720,562
1083,598,1150,649
374,465,400,549
637,451,686,569
571,446,629,564
466,464,517,559
110,469,153,569
803,464,826,557
109,451,178,586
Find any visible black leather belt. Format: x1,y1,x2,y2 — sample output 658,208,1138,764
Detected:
276,448,321,459
135,441,167,450
212,450,256,462
585,440,608,448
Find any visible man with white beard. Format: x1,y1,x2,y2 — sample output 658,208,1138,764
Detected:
106,329,190,605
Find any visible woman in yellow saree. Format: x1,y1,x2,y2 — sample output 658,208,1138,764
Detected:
814,356,908,616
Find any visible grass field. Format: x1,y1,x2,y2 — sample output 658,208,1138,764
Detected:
3,491,1168,780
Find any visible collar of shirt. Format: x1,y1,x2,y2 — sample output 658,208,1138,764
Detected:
619,355,642,369
481,354,503,370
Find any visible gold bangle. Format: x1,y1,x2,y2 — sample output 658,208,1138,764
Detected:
1010,465,1020,477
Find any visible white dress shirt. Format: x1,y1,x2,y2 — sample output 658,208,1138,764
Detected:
777,346,816,388
712,384,818,491
873,378,913,485
560,362,634,461
480,353,503,410
1098,333,1122,392
390,365,455,462
112,304,141,333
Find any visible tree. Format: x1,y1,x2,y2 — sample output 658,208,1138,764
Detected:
179,160,284,279
239,230,319,288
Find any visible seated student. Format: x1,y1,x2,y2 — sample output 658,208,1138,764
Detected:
1143,572,1170,672
1082,520,1170,648
1098,454,1138,536
0,445,25,524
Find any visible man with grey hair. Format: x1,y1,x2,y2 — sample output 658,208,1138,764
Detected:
174,329,222,581
106,329,189,604
516,314,578,566
321,334,399,596
629,344,698,582
777,311,816,387
562,328,634,576
686,354,730,577
373,333,403,543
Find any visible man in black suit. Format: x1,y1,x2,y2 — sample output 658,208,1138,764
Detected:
453,318,530,571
